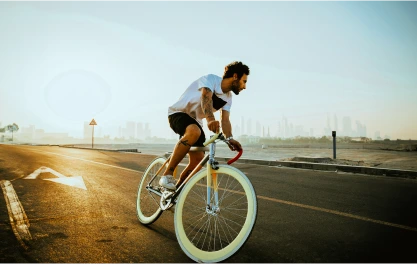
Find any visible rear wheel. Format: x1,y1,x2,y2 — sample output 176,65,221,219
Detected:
136,157,166,225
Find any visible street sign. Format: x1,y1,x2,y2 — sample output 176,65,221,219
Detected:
89,119,97,125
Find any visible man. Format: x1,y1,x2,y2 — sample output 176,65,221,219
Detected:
160,61,250,190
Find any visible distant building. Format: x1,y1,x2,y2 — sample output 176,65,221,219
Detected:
248,135,260,143
374,131,381,140
234,125,241,137
247,118,252,136
333,114,338,132
137,123,144,139
355,120,367,137
19,125,36,140
325,114,332,135
84,122,93,139
240,116,245,135
342,116,352,137
256,121,261,137
135,122,151,139
294,125,306,137
126,121,136,139
283,117,288,138
37,132,68,140
144,123,151,138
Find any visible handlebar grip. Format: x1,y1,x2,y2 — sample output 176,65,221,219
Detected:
203,132,220,146
227,149,243,165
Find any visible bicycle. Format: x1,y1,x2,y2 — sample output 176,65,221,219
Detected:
136,131,258,263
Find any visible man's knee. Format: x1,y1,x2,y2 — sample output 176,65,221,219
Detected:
183,124,202,143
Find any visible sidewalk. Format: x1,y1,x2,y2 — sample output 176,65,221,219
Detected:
59,144,417,180
218,156,417,179
162,149,417,179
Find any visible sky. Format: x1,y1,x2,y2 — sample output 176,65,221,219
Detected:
0,1,416,140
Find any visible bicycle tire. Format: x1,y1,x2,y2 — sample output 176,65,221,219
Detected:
136,157,165,225
174,165,257,263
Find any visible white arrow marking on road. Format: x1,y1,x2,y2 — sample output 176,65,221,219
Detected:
25,166,66,179
24,166,87,190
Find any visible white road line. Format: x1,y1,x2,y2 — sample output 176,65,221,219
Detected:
0,180,32,249
31,149,187,173
29,148,417,233
30,149,141,173
257,194,417,232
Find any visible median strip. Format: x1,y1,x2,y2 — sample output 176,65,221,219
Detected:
0,180,32,249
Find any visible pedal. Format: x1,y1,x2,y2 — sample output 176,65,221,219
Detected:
160,190,175,211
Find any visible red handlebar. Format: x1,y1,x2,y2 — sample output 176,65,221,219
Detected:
227,149,243,165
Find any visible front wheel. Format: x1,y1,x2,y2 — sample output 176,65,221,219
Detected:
136,157,166,225
174,165,257,263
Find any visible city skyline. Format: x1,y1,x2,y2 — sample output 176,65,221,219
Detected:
1,2,416,140
1,113,396,143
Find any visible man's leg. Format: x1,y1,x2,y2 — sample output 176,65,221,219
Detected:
178,150,205,186
163,124,201,177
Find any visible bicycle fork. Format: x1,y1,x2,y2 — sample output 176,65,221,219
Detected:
206,142,220,215
206,170,220,215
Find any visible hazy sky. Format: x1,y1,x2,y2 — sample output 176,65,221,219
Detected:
1,1,416,140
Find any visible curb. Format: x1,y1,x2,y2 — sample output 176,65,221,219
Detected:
215,157,417,180
59,145,139,153
59,147,416,180
163,152,416,179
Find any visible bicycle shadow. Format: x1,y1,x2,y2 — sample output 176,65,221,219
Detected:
140,211,178,242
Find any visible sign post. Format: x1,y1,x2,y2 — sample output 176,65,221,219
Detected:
89,118,97,149
332,131,336,159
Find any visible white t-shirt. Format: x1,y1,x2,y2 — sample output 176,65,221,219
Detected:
168,74,232,126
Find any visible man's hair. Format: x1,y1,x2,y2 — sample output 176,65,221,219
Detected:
223,61,250,80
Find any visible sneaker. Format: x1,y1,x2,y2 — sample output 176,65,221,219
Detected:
159,175,177,190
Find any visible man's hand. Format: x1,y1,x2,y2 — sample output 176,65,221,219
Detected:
207,120,220,133
228,138,242,151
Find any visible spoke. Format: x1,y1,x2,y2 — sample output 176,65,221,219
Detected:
218,214,244,230
185,211,207,233
142,190,160,208
218,214,237,243
192,216,211,247
213,215,224,250
221,195,247,210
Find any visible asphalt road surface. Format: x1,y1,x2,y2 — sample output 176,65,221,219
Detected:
1,144,417,263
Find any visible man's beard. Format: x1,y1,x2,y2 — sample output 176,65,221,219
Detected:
231,80,240,95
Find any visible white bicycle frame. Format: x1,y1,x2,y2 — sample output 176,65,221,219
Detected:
145,132,242,210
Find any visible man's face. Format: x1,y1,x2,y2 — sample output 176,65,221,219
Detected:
231,73,248,95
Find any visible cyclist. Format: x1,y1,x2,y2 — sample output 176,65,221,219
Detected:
160,61,250,190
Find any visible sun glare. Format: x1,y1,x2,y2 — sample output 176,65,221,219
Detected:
44,70,112,121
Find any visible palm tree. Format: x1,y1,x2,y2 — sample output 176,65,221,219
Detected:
6,123,19,141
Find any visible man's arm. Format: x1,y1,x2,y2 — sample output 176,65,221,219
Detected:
201,87,220,132
220,109,233,138
220,109,242,151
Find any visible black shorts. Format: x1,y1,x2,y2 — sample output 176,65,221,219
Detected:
168,112,206,147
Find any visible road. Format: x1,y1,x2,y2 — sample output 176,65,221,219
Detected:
1,144,417,263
